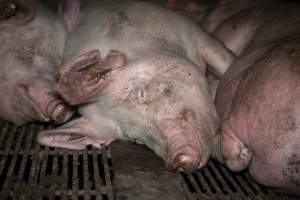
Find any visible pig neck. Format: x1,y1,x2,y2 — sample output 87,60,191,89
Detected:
80,97,168,159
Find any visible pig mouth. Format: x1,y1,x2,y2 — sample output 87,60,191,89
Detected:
0,0,35,25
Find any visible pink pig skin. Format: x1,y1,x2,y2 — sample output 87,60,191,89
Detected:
38,0,235,172
168,0,300,196
0,0,75,126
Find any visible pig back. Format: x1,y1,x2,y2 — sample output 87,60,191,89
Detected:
216,4,300,119
63,0,199,62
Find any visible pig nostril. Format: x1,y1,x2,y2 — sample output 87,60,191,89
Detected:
179,154,193,164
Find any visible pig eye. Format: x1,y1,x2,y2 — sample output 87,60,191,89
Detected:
0,0,34,24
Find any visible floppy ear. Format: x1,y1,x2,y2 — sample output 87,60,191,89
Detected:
37,117,114,150
59,0,80,31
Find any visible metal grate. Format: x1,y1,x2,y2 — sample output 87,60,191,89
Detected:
0,119,298,200
179,160,298,200
0,120,114,200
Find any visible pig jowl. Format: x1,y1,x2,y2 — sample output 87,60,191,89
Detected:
0,0,75,126
37,0,235,172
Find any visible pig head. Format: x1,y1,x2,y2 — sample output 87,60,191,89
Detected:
40,49,220,172
37,0,235,172
0,0,75,125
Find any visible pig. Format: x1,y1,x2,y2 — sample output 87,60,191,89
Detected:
37,0,235,172
166,0,272,33
168,0,300,196
0,0,74,126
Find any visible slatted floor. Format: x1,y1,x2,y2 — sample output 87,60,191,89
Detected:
0,120,298,200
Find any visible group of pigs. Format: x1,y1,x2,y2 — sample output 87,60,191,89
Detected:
0,0,299,196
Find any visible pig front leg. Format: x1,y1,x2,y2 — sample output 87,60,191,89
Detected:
38,116,118,150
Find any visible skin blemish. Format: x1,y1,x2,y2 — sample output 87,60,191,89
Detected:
282,154,300,186
164,87,172,97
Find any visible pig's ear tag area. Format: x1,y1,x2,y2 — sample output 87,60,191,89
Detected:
37,117,110,150
0,0,35,25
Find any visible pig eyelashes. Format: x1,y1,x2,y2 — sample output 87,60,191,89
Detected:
0,0,35,25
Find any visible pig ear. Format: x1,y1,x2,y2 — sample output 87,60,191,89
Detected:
102,50,127,69
37,117,112,150
59,50,101,75
59,0,80,31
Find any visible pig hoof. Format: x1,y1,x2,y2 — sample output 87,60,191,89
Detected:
166,146,201,173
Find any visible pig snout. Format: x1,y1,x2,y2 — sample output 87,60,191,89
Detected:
57,49,127,105
158,110,207,172
19,78,74,124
